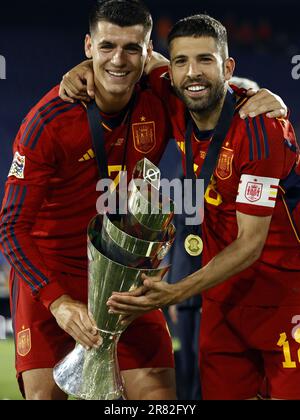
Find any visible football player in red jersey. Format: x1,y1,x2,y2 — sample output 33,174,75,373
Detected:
105,15,300,400
2,0,291,399
0,0,176,400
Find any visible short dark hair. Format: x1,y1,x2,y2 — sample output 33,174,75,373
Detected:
89,0,153,36
167,14,228,60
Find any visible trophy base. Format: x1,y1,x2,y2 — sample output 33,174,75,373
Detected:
53,337,125,400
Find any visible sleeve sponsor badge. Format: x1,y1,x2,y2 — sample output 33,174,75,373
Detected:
8,151,26,179
237,174,280,208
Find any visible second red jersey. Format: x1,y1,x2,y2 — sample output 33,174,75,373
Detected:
149,67,300,306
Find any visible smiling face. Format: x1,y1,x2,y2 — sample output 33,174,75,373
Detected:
85,21,152,106
169,36,235,114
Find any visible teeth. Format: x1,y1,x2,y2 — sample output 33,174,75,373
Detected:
108,71,128,77
187,86,206,92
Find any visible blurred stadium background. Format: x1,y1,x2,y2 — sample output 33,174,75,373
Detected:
0,0,299,400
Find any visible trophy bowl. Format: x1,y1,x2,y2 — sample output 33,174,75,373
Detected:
98,213,176,268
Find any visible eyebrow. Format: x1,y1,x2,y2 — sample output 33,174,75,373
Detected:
124,43,143,51
171,53,215,62
98,41,143,50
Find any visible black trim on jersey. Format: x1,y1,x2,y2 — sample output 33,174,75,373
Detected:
245,118,255,161
245,116,271,162
252,117,263,160
259,115,270,159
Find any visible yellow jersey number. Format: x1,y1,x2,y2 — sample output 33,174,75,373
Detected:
205,176,223,207
108,165,126,193
277,332,300,368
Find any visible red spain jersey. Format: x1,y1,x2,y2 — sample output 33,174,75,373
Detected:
0,81,171,308
150,66,300,306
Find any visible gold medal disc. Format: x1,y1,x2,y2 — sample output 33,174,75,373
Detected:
184,234,203,257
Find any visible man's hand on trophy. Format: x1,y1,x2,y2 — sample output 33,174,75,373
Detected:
50,295,103,350
107,274,179,315
59,60,95,103
109,285,149,326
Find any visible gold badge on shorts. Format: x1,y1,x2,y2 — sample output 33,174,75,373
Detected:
17,327,31,357
184,234,203,257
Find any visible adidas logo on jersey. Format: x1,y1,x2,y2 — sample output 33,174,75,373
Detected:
79,149,95,162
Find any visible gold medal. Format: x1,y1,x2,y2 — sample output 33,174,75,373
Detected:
184,234,203,257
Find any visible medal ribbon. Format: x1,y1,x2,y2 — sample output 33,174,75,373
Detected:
86,95,136,179
184,89,236,241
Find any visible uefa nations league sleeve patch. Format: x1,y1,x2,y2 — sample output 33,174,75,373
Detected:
8,151,26,179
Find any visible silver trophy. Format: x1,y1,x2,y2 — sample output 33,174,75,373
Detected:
53,159,175,400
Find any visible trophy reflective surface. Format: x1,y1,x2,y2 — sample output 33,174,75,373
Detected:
53,158,175,400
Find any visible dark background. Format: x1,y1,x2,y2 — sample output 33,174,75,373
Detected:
0,0,299,202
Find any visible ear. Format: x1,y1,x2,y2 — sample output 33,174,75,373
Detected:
145,40,154,66
85,34,93,59
168,64,174,87
148,40,153,55
224,57,235,82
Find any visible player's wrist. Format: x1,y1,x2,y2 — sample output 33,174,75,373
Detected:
38,280,70,311
49,294,73,315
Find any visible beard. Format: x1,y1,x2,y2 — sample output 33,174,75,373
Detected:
173,77,226,114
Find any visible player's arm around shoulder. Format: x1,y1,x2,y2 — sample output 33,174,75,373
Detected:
238,88,288,120
59,60,95,103
260,114,298,177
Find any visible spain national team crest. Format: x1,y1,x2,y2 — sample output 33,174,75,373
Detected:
245,181,263,202
132,120,156,154
216,148,234,180
17,328,31,357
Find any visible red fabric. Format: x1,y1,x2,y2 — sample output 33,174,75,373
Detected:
11,270,174,397
200,298,300,400
199,114,300,306
0,83,171,307
119,309,174,370
149,68,300,306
